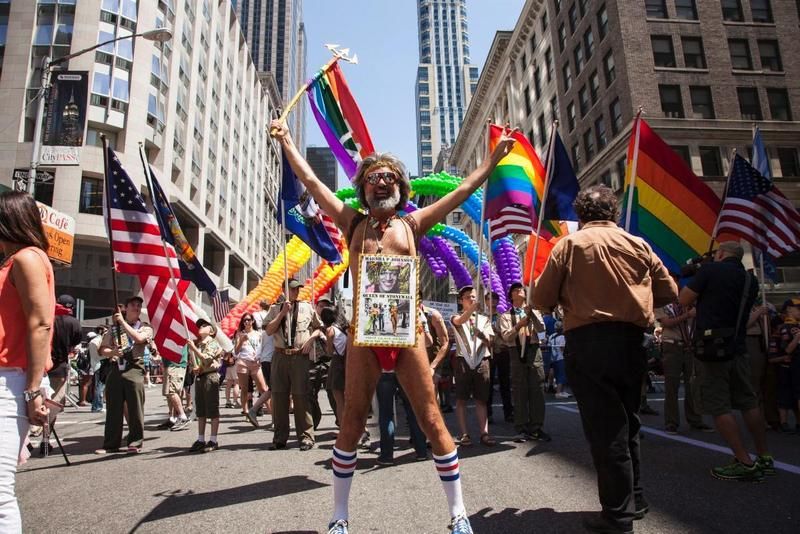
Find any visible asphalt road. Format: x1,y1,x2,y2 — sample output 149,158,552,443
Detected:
16,387,800,534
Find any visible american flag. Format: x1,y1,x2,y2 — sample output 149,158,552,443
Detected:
716,154,800,259
488,205,537,241
105,147,197,362
212,289,231,323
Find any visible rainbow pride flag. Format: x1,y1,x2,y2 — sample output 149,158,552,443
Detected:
486,125,560,239
620,117,721,274
307,62,374,178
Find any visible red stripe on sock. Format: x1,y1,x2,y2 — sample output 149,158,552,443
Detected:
332,459,357,470
436,463,459,472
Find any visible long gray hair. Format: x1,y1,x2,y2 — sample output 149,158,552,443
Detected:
352,152,411,211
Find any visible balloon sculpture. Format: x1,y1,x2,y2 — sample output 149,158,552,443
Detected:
220,172,525,333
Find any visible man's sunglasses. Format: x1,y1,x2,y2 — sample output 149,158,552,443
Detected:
366,172,398,185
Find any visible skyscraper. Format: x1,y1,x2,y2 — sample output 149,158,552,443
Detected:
306,146,338,191
237,0,307,149
415,0,479,176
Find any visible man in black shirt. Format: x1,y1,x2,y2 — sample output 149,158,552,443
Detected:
679,241,773,482
50,295,82,405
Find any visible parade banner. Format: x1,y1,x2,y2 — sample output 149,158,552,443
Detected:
37,201,74,266
354,254,418,348
41,71,89,166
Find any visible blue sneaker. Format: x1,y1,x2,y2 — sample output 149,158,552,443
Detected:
448,513,473,533
327,519,349,534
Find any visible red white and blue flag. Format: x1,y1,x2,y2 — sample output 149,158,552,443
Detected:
104,147,198,362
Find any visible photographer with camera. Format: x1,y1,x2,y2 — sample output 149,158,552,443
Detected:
678,241,773,482
95,296,153,454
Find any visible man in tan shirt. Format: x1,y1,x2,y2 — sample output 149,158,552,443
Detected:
534,186,677,534
265,278,322,450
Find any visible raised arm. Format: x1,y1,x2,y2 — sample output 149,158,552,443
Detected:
270,119,356,231
412,128,516,235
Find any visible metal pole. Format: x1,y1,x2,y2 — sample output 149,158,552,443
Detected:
708,148,737,252
758,251,770,354
472,125,492,356
28,56,52,195
280,197,292,346
100,135,122,347
623,109,643,232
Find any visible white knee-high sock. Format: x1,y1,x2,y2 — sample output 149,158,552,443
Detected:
331,447,357,522
433,449,465,518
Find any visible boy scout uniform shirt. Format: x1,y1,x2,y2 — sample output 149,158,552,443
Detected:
265,301,321,350
101,321,154,371
195,337,222,374
497,308,545,347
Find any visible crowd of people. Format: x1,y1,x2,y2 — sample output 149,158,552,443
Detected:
1,122,798,534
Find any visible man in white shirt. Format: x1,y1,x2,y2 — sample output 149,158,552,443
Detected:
450,286,495,446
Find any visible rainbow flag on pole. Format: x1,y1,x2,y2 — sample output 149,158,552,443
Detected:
620,117,721,274
307,62,375,178
486,125,559,239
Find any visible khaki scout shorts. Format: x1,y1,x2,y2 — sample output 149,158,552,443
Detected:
693,354,758,416
162,365,186,396
454,357,491,402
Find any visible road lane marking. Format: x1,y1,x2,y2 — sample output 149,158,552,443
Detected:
554,405,800,475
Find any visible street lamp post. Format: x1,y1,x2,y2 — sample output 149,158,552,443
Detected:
27,28,173,195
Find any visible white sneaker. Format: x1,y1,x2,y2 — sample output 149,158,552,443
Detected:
555,392,571,399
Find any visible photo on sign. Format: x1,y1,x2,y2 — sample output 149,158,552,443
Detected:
354,254,418,348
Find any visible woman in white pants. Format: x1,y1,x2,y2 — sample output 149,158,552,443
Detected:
0,191,55,532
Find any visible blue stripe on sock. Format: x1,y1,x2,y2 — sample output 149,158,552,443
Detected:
439,473,460,482
333,470,355,478
433,452,458,464
333,449,357,461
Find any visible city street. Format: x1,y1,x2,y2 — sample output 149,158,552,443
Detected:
16,390,799,534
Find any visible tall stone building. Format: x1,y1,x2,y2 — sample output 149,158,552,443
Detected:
306,145,337,191
236,0,306,149
450,0,800,293
0,0,284,319
415,0,479,176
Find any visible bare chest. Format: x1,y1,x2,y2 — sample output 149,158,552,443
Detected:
347,219,417,277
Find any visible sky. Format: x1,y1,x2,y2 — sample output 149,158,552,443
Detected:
302,0,526,181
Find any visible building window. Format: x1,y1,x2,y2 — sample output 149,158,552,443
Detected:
729,39,752,70
778,147,799,177
721,0,744,21
574,45,585,73
690,86,715,119
603,50,616,85
659,85,684,118
545,48,553,81
452,211,463,224
682,37,706,69
541,9,548,31
597,4,609,40
651,36,676,67
538,113,547,147
589,71,600,103
567,101,576,131
758,40,782,72
579,86,590,116
550,96,558,124
568,3,578,33
79,176,104,215
595,117,608,149
571,143,581,171
562,63,573,90
645,0,667,18
524,86,532,116
699,147,723,177
616,157,627,187
751,0,773,23
558,23,567,52
533,67,542,99
584,29,594,59
672,145,692,168
675,0,698,20
610,98,622,134
583,129,595,161
767,88,792,121
737,87,762,120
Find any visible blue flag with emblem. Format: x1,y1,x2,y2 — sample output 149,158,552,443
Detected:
279,152,342,263
146,165,218,296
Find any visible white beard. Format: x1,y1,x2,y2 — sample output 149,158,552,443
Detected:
368,189,401,210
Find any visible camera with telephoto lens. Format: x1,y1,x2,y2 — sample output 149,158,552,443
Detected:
680,251,715,278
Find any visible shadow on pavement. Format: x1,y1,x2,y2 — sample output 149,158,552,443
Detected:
469,506,590,533
129,475,329,533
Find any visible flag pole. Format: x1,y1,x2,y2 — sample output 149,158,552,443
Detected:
526,120,558,307
472,122,492,355
758,249,770,354
100,135,122,347
623,108,643,232
519,120,558,364
708,148,737,253
280,197,292,346
137,144,195,367
269,46,358,135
